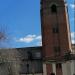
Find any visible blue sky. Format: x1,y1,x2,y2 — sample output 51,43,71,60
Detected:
0,0,74,48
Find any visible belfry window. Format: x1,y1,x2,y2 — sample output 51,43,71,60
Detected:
51,4,57,13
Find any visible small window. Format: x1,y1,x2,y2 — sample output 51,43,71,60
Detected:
27,51,33,60
51,4,57,13
54,46,60,52
54,46,60,56
34,52,41,59
53,27,59,33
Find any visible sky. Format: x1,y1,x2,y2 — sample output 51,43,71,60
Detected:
0,0,75,48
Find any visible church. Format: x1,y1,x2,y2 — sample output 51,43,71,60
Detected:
0,0,75,75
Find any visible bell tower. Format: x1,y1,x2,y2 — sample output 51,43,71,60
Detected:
40,0,71,75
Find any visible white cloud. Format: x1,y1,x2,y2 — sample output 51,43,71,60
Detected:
15,32,75,46
35,35,42,46
35,35,42,40
16,35,42,45
37,41,42,46
16,35,36,43
71,32,75,44
70,4,75,9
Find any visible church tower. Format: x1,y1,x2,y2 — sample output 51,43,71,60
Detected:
40,0,71,75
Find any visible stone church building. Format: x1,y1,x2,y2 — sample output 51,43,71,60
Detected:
0,0,75,75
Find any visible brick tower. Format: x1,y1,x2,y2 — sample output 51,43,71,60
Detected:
40,0,71,75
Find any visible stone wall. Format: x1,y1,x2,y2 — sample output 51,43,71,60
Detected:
0,47,42,75
0,48,20,75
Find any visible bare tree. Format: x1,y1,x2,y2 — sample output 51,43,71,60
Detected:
0,24,10,48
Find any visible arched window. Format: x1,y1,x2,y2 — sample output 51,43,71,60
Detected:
51,4,57,13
